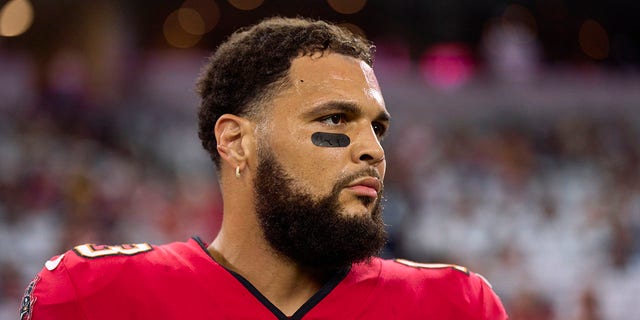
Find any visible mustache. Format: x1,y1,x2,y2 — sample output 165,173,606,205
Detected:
332,168,383,194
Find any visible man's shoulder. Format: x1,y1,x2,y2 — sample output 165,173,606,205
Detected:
380,257,496,292
350,257,488,293
32,237,211,293
349,257,507,315
52,238,206,273
382,258,471,277
359,257,477,282
20,238,228,319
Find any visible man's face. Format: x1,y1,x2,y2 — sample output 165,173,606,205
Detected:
253,52,390,217
250,53,390,269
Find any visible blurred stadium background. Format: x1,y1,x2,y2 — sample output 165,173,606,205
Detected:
1,0,639,319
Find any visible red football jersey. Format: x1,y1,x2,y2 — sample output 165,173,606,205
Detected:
21,238,508,319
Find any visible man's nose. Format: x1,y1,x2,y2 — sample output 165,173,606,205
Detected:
351,125,385,166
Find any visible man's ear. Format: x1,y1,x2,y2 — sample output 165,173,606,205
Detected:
215,114,252,168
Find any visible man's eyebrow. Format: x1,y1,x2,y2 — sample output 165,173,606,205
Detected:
376,110,391,123
304,101,391,122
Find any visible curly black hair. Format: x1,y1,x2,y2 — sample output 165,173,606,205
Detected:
196,17,375,169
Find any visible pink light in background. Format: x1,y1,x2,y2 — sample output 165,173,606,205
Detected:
419,42,475,90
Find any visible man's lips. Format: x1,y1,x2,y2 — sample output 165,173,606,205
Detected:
345,177,381,198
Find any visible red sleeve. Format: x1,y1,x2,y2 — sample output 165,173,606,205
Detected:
470,271,509,320
390,259,509,319
429,269,508,319
20,253,87,320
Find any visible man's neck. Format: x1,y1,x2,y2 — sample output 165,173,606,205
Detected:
208,228,330,316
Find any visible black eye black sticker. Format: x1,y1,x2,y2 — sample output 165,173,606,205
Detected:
311,132,350,147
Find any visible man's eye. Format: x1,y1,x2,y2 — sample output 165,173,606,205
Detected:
372,122,387,137
321,114,346,125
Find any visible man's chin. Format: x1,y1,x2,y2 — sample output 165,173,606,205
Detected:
338,191,379,209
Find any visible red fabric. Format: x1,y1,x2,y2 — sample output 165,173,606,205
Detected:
25,239,508,319
313,259,509,319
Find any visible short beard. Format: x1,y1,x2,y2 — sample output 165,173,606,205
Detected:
254,148,387,271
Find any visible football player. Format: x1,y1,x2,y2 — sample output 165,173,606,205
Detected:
21,17,508,319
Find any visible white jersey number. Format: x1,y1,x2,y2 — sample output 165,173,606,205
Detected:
73,243,152,258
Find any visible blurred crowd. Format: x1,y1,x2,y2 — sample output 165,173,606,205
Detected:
383,114,640,319
1,47,640,320
0,48,225,319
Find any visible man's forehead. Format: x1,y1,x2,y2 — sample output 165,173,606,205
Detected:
289,53,377,85
281,53,387,112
